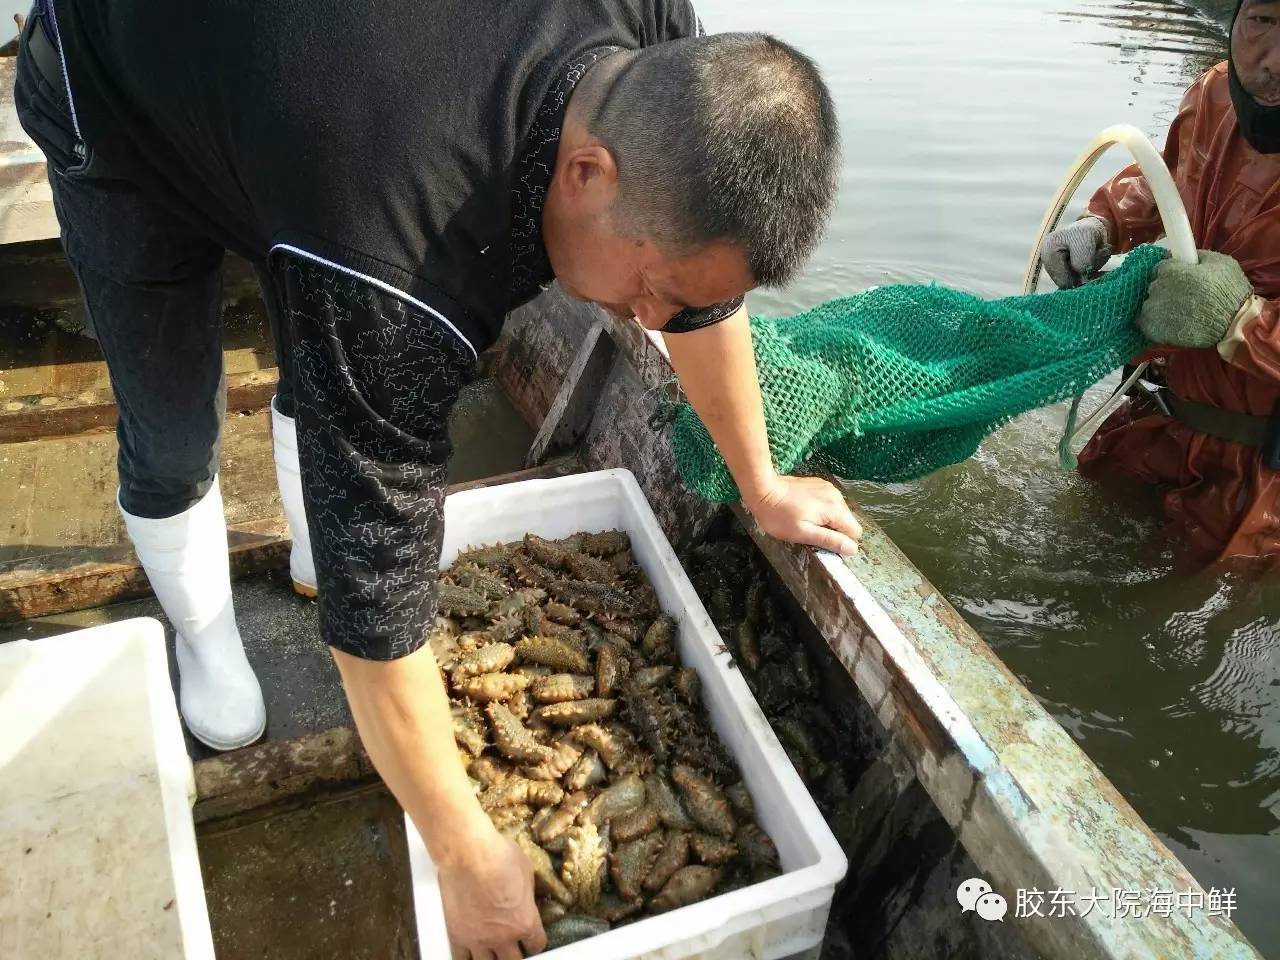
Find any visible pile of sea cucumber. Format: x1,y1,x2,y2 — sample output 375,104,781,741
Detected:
430,530,781,949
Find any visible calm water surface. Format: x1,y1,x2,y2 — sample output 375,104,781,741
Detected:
696,0,1278,953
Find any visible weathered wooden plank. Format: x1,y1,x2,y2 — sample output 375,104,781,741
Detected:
0,237,262,311
193,723,374,825
0,165,56,248
444,453,578,494
0,407,281,577
743,523,1261,959
495,289,600,431
1,55,59,246
497,289,717,549
0,368,279,442
0,305,502,448
0,453,579,623
0,517,291,623
0,282,273,407
525,317,616,467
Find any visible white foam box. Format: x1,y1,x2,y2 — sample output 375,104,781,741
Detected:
406,468,847,959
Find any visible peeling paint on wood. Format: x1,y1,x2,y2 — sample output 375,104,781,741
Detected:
737,512,1261,959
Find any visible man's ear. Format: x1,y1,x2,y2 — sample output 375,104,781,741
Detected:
560,144,619,201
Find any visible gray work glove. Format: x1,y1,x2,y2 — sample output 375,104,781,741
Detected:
1137,251,1251,349
1040,216,1112,289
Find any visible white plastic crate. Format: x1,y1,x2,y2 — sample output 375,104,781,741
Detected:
0,618,214,958
406,468,847,960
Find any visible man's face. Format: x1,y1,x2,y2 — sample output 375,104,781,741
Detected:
550,225,754,329
1234,1,1280,106
542,141,755,329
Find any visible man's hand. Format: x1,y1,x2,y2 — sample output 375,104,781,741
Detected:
440,828,547,960
660,306,863,557
1040,216,1112,289
331,646,545,959
744,474,862,556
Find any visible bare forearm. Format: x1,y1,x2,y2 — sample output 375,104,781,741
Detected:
662,305,777,506
659,307,862,554
331,645,492,867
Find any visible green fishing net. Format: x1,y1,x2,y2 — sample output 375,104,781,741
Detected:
671,243,1164,503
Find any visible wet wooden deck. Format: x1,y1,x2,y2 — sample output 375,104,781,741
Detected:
0,257,283,622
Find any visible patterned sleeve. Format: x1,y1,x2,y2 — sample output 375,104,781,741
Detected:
273,253,475,660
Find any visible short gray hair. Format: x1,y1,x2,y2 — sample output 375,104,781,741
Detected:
589,33,841,287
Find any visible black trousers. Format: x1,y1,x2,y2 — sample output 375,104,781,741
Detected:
13,3,296,520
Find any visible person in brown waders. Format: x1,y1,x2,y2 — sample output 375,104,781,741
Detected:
1041,0,1280,564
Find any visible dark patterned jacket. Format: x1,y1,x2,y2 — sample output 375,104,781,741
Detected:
51,0,729,657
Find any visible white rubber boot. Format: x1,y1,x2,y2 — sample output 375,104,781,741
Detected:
120,479,266,751
271,396,318,598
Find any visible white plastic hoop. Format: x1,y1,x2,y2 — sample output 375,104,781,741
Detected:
1024,125,1197,459
1024,123,1197,295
